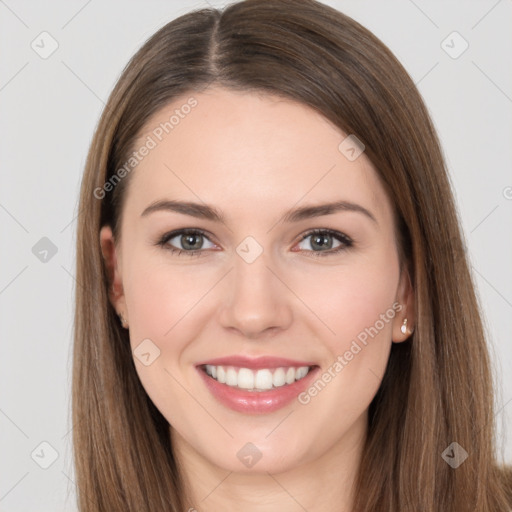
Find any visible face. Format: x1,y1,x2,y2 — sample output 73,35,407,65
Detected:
100,87,414,475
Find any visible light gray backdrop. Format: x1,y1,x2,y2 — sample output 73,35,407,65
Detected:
1,1,511,510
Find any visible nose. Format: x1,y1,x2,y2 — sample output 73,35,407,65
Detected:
217,246,293,339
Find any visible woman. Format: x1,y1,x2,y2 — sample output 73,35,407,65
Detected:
72,0,512,510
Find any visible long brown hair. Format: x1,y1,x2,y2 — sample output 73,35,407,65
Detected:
72,0,512,510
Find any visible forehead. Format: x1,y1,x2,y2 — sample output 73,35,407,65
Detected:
126,87,390,225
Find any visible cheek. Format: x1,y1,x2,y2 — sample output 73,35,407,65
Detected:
288,254,400,450
123,255,221,392
123,260,207,427
333,272,397,343
124,254,208,342
292,252,401,355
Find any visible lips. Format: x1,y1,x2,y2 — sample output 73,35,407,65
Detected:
195,355,320,414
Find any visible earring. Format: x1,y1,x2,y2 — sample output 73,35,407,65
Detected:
400,318,414,335
118,312,129,329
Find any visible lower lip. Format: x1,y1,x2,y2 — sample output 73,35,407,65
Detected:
196,366,320,414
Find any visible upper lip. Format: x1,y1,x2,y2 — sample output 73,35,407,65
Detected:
196,355,317,370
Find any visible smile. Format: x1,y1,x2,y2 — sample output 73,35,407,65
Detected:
202,364,312,392
196,362,320,414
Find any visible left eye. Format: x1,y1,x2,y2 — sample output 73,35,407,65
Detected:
158,229,216,254
294,229,353,256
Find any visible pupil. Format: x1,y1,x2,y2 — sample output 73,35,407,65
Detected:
183,233,202,250
312,233,332,251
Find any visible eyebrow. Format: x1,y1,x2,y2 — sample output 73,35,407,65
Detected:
140,199,378,225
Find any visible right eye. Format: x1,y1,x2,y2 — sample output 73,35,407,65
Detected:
157,229,217,257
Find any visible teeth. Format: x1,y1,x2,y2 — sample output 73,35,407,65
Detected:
204,364,311,391
238,368,255,390
226,367,238,386
272,367,286,387
255,369,273,390
216,365,226,384
296,366,309,379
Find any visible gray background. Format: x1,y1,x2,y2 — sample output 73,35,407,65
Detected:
1,0,511,510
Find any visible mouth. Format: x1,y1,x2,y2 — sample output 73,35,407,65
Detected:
199,364,315,392
195,358,320,414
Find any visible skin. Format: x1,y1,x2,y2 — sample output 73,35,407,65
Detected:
100,87,415,512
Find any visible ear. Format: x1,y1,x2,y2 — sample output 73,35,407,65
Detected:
392,265,415,343
99,225,127,319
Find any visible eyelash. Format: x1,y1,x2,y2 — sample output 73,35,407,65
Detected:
156,228,353,258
